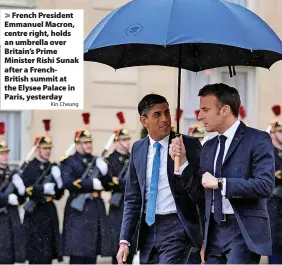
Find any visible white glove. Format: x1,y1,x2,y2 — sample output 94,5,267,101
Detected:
43,182,55,195
8,194,19,205
95,157,108,176
12,173,26,196
93,178,103,190
51,166,63,189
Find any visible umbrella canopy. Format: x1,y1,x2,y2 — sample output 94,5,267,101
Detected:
84,0,282,171
84,0,282,72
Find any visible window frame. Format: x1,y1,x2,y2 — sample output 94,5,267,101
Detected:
0,110,32,167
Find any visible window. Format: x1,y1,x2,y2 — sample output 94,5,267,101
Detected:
182,70,211,135
0,111,21,163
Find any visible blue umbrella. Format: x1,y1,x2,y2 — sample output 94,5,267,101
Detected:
84,0,282,133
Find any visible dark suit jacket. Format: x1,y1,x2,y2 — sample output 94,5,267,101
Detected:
200,122,275,256
120,131,205,251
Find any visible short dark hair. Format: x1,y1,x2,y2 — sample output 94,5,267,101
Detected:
138,94,168,116
198,83,241,117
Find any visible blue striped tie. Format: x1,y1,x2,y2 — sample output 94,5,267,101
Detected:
146,142,161,226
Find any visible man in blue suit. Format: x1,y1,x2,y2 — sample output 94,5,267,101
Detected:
196,83,274,264
117,94,204,264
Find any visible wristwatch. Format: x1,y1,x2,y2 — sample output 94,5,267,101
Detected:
217,178,224,189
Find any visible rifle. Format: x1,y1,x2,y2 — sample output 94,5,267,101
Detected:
118,159,129,185
70,156,101,212
0,170,13,214
23,163,53,213
0,161,30,214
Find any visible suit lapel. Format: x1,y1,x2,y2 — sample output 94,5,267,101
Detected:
139,137,149,196
207,138,218,174
223,122,245,165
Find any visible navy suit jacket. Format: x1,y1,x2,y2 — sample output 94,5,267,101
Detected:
200,122,275,256
120,131,205,251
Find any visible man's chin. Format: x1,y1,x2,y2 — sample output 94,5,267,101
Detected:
205,128,216,133
161,130,170,137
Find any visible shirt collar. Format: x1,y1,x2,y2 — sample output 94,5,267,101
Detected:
149,134,170,148
220,119,241,141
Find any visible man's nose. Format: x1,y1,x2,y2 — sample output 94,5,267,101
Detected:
161,113,169,122
198,110,203,120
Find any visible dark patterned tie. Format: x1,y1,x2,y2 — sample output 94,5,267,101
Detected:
214,135,227,224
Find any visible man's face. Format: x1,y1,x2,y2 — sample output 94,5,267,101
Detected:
198,95,226,133
82,141,93,154
115,139,131,152
272,130,282,145
140,103,171,141
0,151,9,166
39,147,51,160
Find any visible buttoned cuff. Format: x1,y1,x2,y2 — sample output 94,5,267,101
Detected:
221,178,227,197
174,160,189,175
120,240,130,246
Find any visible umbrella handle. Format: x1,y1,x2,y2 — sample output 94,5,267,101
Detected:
174,135,180,172
174,156,180,172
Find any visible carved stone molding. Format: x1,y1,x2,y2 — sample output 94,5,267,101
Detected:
0,0,35,8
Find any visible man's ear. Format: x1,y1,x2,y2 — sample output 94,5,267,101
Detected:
221,105,231,117
140,116,147,127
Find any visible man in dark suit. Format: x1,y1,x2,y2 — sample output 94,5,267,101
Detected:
117,94,204,264
195,83,274,264
268,120,282,264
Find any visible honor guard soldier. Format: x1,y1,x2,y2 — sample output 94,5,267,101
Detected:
268,116,282,264
22,119,64,264
171,108,183,133
61,113,112,264
188,124,205,142
0,122,26,264
239,105,248,125
105,112,134,264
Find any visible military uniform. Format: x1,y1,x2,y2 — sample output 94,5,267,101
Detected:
61,117,112,264
0,130,25,264
22,121,64,264
105,128,135,264
267,120,282,264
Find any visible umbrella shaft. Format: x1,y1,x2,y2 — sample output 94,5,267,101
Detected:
177,45,182,134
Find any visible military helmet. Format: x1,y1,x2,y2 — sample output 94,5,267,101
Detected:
271,120,282,133
114,111,131,141
74,113,93,143
0,122,10,152
114,128,131,141
34,119,53,148
188,124,205,138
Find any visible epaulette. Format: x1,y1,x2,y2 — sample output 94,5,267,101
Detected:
275,170,281,179
60,155,72,163
104,150,114,160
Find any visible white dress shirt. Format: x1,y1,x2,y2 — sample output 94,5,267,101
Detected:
212,119,241,214
145,135,187,214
